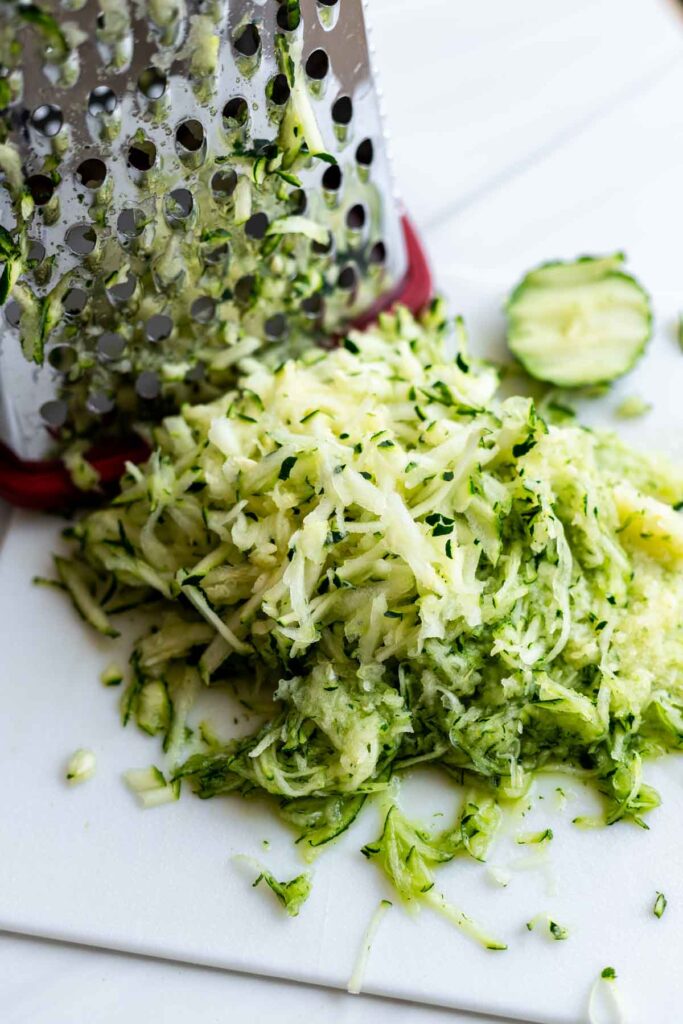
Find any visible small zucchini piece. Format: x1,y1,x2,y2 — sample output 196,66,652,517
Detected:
54,556,119,637
506,253,652,387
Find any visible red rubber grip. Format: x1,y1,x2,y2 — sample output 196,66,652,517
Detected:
0,215,433,509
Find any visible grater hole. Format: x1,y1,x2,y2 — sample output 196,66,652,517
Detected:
265,313,287,339
76,158,107,189
322,164,342,191
235,275,256,305
356,138,374,166
145,314,173,342
107,275,136,304
305,49,329,80
165,188,193,222
65,224,97,255
63,287,88,315
4,300,21,327
205,242,230,265
28,240,46,264
136,371,161,400
267,74,290,106
302,294,324,318
312,233,333,255
97,332,126,360
48,345,77,371
288,188,307,214
88,86,117,117
27,174,55,206
128,139,156,172
87,391,114,415
175,119,204,153
117,208,146,238
138,67,167,100
185,361,206,384
369,240,387,264
276,3,300,30
40,399,68,428
332,96,352,125
338,265,358,291
245,212,269,240
346,204,366,230
211,169,237,198
31,104,63,137
318,0,339,5
222,97,249,127
191,296,216,323
234,23,260,57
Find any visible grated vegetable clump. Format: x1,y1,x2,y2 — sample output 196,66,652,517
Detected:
57,301,683,903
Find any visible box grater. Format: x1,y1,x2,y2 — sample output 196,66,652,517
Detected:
0,0,431,501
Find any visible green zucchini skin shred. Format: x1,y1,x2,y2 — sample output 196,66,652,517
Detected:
506,253,652,387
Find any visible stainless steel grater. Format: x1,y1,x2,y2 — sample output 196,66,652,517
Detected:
0,0,410,462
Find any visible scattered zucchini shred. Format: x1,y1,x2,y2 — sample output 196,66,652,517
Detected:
52,302,683,912
65,748,96,785
615,396,651,420
589,966,625,1024
526,914,568,941
348,899,392,995
653,891,667,919
236,856,311,918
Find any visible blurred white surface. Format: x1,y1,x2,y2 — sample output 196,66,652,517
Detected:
3,1,683,1021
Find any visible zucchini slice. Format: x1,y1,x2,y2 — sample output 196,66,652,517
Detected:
506,253,652,387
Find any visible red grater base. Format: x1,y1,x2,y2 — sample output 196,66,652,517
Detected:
0,216,432,510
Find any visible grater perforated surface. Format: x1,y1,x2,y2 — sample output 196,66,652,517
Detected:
0,0,407,459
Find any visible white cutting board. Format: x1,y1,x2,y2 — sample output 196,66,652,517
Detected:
1,275,683,1024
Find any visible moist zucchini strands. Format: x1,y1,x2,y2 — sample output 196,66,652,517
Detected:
506,253,652,387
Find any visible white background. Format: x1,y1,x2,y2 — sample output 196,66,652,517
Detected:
3,1,683,1021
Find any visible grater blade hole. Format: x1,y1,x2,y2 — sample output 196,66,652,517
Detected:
190,296,216,323
76,158,107,189
128,139,156,172
40,399,68,428
332,96,352,125
288,188,307,214
107,275,136,304
185,361,206,383
117,208,146,238
28,240,46,264
234,275,256,305
138,67,167,100
305,49,329,80
276,3,300,30
301,294,324,318
4,300,21,328
31,104,63,137
267,74,290,106
205,242,230,265
318,0,339,5
222,97,249,127
145,314,173,342
211,169,237,198
322,164,342,191
369,240,387,264
175,119,204,152
245,212,269,240
234,23,260,58
88,86,117,117
63,287,88,315
265,313,287,339
97,332,126,360
165,188,193,222
48,344,77,371
65,224,97,255
27,174,55,205
356,138,374,166
338,264,358,290
312,233,333,255
346,204,366,230
136,371,161,400
87,390,114,415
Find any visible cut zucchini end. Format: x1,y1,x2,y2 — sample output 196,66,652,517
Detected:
506,254,652,388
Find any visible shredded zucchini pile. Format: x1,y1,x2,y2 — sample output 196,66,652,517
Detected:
57,301,683,912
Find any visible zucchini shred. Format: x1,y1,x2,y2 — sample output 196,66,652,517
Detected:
53,299,683,934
